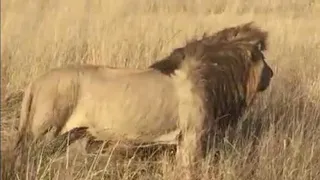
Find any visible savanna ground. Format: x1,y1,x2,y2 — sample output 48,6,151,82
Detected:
1,0,320,179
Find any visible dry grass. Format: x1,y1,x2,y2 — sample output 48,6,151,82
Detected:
1,0,320,179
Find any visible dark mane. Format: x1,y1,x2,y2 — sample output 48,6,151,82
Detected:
150,22,270,140
200,22,268,51
149,21,268,75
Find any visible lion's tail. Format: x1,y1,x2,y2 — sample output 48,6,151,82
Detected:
14,82,34,153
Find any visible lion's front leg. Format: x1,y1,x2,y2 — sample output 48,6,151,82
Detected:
176,130,204,180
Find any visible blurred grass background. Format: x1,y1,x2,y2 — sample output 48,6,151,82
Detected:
1,0,320,179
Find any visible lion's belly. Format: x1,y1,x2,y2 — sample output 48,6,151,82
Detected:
90,92,179,142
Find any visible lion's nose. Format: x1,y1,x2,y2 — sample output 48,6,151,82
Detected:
269,68,274,78
267,66,273,78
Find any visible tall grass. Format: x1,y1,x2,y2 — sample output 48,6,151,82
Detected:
1,0,320,179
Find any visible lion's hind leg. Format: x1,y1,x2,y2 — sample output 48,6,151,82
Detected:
31,100,74,144
30,109,58,144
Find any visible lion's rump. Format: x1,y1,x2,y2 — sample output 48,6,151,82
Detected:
63,69,180,143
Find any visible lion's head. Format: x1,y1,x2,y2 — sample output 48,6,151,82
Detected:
201,22,273,96
151,22,273,105
150,22,274,131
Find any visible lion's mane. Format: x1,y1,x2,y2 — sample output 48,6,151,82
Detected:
150,22,269,151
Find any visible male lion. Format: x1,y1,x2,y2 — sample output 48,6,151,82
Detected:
15,22,273,175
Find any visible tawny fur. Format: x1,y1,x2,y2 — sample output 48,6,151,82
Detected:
15,22,273,173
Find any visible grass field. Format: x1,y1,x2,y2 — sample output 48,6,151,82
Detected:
1,0,320,179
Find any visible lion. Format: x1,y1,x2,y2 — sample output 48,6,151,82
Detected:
14,22,273,174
